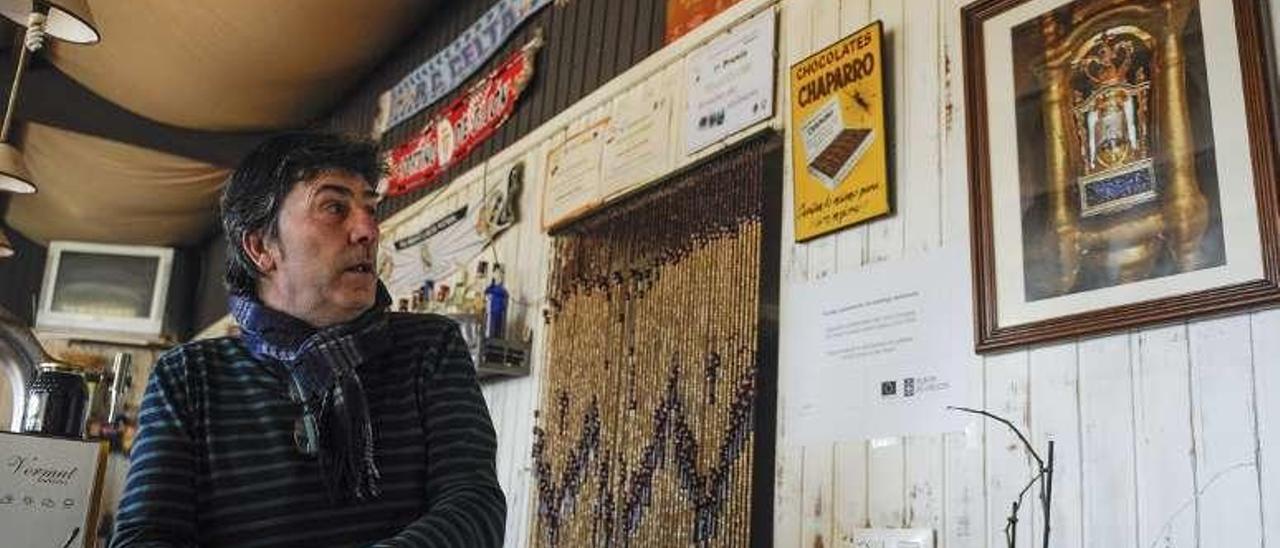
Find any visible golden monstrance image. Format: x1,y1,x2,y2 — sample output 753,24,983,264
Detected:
1012,0,1222,301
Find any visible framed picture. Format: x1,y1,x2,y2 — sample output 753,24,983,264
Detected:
963,0,1280,351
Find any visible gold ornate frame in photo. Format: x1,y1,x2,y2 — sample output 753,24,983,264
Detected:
963,0,1280,351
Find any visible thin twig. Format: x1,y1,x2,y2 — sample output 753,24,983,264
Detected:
948,406,1045,469
950,406,1055,548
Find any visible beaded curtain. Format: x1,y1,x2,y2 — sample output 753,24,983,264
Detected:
533,140,768,547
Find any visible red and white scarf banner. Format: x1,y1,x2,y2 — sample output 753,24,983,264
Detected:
379,38,540,198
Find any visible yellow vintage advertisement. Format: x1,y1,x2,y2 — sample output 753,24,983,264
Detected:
790,21,889,242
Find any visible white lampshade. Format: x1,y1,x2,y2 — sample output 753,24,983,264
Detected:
0,0,99,44
0,229,13,258
0,142,33,193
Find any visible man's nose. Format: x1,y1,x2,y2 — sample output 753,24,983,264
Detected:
351,207,379,245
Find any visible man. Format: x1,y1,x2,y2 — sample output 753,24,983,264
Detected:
112,132,506,547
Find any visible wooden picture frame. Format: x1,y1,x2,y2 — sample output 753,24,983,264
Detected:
963,0,1280,351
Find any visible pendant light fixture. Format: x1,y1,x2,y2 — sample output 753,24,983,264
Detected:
0,226,13,257
0,1,99,259
0,0,99,194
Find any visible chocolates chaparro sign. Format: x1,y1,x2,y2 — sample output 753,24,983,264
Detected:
374,0,552,137
379,38,540,198
789,21,889,242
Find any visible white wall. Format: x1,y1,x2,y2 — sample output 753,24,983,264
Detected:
453,0,1280,546
385,2,785,543
378,139,553,548
477,141,552,548
770,1,1280,547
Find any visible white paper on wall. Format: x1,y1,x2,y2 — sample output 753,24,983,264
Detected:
782,245,978,444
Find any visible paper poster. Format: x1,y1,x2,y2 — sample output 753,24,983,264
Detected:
684,8,776,155
789,20,890,242
378,164,522,300
375,0,552,136
541,118,609,230
782,246,975,444
601,73,673,199
0,432,108,548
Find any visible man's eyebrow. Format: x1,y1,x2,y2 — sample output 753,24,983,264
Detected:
312,184,377,201
312,184,355,198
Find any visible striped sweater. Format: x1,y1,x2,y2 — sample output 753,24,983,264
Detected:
111,314,506,547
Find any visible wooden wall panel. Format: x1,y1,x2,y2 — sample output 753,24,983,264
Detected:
1133,325,1196,548
1253,309,1280,546
1189,317,1263,547
1027,343,1081,548
1077,335,1137,547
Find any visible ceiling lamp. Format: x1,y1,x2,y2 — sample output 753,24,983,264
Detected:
0,1,99,195
0,0,98,44
0,227,12,257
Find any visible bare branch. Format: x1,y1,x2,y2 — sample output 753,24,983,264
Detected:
948,406,1045,470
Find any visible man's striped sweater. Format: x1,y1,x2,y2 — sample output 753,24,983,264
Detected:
111,314,506,547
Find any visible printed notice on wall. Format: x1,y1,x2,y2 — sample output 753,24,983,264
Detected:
0,432,107,548
782,246,976,444
684,7,776,155
601,75,673,199
542,118,610,230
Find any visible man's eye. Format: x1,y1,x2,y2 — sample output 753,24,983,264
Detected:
323,201,348,215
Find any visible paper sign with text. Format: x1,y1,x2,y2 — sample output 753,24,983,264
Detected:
0,432,108,548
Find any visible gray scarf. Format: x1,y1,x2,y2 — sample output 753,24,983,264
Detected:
229,285,393,503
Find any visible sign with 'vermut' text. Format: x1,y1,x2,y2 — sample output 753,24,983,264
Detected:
0,432,108,548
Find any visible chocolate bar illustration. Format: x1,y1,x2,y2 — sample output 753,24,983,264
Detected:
800,97,875,190
810,128,873,182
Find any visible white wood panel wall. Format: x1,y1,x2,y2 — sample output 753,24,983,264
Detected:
380,3,785,546
772,1,1280,547
448,0,1280,546
477,141,553,548
382,138,554,548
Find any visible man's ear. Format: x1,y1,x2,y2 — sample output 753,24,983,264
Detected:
242,230,276,274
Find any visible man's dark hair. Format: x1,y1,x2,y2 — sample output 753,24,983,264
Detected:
220,131,382,296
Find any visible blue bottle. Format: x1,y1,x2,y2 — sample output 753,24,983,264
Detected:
484,264,509,339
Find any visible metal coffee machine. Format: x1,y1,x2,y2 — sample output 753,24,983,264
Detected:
22,361,91,437
0,305,45,432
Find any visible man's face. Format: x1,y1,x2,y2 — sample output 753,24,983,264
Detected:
256,170,380,326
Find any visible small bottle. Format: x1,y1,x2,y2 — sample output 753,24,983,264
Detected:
422,280,436,313
468,262,490,316
436,284,451,312
484,263,509,339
